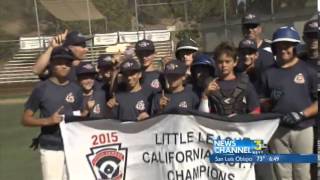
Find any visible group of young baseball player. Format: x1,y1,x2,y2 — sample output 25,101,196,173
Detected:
22,12,318,180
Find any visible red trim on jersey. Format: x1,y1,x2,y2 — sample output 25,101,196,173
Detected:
250,107,261,114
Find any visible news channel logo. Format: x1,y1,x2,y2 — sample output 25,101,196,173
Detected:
212,138,267,154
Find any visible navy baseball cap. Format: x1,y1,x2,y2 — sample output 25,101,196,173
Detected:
97,54,114,68
238,38,258,51
242,13,260,25
163,60,187,75
119,58,142,74
63,31,93,47
76,62,97,76
303,19,318,34
50,46,75,61
135,39,155,53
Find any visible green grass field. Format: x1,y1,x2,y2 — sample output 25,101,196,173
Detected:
0,103,41,180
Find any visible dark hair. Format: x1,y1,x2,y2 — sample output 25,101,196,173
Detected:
214,42,237,62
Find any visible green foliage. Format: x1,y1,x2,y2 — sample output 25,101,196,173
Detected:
93,0,132,32
175,29,200,41
189,0,223,21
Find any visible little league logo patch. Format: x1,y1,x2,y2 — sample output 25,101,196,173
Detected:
178,101,188,108
242,39,254,46
294,73,305,84
165,63,178,71
65,92,75,103
123,62,134,69
245,13,256,20
138,41,150,48
150,79,160,89
135,100,146,111
87,144,128,180
308,21,318,28
83,63,94,70
103,56,113,62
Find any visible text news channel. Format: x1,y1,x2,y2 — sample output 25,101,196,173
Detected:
210,138,318,163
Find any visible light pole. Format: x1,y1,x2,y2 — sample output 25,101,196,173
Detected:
135,0,139,31
86,0,92,35
104,17,108,33
33,0,42,49
184,1,189,29
223,0,228,39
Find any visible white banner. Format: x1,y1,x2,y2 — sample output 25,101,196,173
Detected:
119,30,171,43
94,33,118,45
19,36,52,50
143,30,171,42
60,114,279,180
118,31,144,43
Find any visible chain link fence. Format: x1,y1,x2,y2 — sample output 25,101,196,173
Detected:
0,0,317,59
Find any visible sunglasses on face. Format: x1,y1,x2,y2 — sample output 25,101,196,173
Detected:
243,24,259,30
52,60,73,67
78,73,96,80
239,48,257,55
304,32,318,39
72,42,87,48
136,51,154,58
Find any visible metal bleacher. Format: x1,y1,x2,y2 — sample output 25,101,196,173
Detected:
0,41,173,84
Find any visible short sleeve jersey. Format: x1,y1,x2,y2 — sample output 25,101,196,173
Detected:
24,79,83,150
112,89,151,122
151,88,200,115
141,71,162,97
260,60,318,114
94,79,112,101
82,88,110,118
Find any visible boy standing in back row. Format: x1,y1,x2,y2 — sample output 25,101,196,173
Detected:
107,58,150,122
